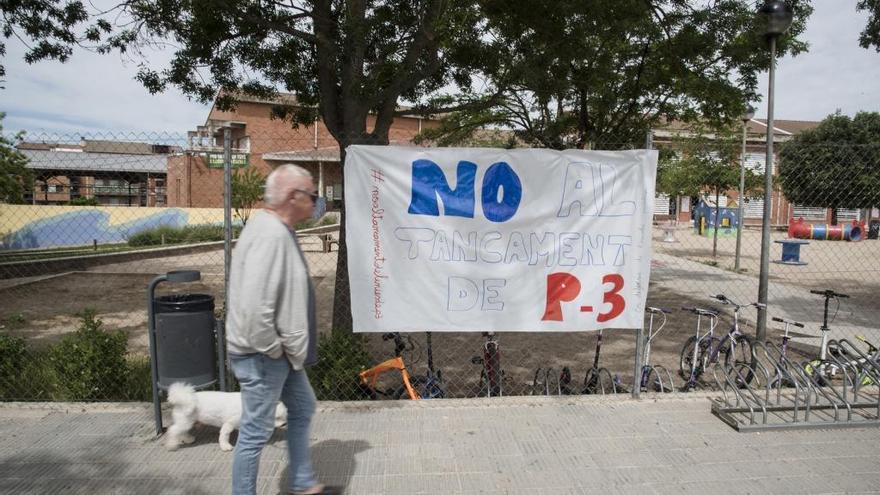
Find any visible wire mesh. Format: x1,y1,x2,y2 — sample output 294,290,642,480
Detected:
0,124,878,402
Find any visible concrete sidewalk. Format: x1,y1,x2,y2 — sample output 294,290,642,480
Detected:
1,394,879,494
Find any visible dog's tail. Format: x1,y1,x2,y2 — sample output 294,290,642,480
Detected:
167,382,198,416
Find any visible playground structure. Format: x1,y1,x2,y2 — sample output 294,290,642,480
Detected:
693,199,739,237
788,217,865,242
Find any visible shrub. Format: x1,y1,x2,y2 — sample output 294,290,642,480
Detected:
124,356,153,401
128,224,243,247
68,197,100,206
49,309,130,400
0,334,27,399
308,333,372,401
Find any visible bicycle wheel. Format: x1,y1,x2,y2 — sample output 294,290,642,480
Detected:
679,336,709,379
723,335,755,386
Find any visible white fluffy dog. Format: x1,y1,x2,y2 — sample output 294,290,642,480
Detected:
164,382,287,452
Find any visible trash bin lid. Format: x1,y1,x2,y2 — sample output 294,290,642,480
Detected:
154,293,215,313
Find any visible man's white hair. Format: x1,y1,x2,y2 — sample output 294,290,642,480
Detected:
264,164,313,207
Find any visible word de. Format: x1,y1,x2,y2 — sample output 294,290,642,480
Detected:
447,277,506,311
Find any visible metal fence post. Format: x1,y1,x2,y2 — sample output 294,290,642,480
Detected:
632,130,654,399
756,36,778,343
221,127,232,391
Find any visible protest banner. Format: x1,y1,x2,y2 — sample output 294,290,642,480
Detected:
344,146,658,332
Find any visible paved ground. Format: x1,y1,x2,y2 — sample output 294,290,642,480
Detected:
2,394,879,495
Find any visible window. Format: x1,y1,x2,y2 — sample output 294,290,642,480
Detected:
792,205,826,220
744,198,764,219
744,153,765,174
653,194,670,215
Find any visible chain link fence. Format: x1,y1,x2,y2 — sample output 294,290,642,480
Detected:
1,126,878,402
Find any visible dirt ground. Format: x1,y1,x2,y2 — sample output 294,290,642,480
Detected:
0,268,779,398
1,225,875,398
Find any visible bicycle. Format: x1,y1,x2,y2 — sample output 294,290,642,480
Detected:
802,289,856,384
679,294,762,391
582,329,625,394
471,332,503,397
359,333,420,400
766,315,811,389
637,307,675,393
420,332,445,399
359,332,443,400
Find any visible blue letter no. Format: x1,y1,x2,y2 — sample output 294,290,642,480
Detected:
408,160,477,218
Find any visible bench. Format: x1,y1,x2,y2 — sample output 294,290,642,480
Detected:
320,234,338,253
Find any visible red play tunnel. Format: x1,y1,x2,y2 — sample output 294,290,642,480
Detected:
788,217,864,242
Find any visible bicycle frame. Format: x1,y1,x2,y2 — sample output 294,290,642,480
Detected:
472,332,502,397
358,356,420,400
358,332,421,400
483,332,502,397
639,307,675,392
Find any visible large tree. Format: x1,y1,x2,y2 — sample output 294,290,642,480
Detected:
90,0,491,333
0,0,110,86
657,125,763,257
0,113,33,204
418,0,812,150
778,111,880,225
858,0,880,51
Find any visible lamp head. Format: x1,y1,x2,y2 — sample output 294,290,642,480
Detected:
166,270,200,283
743,104,756,122
759,1,794,37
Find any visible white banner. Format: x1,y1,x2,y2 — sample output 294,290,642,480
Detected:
344,146,657,332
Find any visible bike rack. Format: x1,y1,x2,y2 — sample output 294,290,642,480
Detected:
640,364,676,393
711,340,880,431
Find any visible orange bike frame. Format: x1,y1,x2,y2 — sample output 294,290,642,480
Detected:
358,356,420,400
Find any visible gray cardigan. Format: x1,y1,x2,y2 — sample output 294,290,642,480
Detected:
226,210,315,370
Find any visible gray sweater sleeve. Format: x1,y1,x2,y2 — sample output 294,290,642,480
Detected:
229,233,286,359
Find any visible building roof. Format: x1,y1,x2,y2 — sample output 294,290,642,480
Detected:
21,149,168,174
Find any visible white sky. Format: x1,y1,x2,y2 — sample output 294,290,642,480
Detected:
1,0,878,136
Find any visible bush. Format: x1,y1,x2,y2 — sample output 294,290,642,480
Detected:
68,197,100,206
49,309,130,400
127,224,243,247
308,333,372,401
0,334,27,399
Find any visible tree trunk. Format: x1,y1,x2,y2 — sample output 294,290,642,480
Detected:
331,144,353,334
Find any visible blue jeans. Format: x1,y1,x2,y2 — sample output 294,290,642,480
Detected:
230,353,318,495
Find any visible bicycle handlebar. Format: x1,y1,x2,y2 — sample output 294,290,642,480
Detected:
810,289,849,299
682,306,719,316
771,316,805,328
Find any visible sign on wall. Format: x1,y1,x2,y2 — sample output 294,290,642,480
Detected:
344,146,658,332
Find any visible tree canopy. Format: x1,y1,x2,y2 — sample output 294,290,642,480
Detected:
778,111,880,224
657,124,763,256
858,0,880,51
0,113,32,204
418,0,812,149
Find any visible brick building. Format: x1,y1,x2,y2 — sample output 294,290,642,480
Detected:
166,94,437,209
651,118,834,227
19,140,173,207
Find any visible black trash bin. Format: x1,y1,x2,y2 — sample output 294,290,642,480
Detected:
153,293,217,390
869,220,880,240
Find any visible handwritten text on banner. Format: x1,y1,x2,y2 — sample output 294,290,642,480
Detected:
344,146,658,332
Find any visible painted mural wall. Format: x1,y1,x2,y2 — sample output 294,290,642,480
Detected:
0,205,234,250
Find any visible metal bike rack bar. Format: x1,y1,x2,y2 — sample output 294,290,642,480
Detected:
711,340,880,431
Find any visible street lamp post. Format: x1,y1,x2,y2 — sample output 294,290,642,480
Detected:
735,104,756,272
756,0,794,343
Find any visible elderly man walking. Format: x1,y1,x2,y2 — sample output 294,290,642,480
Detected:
226,164,326,495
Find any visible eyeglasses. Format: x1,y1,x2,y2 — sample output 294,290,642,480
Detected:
292,189,319,203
